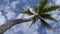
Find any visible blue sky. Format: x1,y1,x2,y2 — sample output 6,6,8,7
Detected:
0,0,60,34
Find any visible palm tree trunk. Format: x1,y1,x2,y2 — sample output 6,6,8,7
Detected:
0,18,32,34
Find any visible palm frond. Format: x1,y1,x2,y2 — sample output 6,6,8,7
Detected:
39,0,48,11
58,8,60,11
20,9,33,15
40,5,60,13
29,16,38,28
34,0,48,13
40,18,55,31
29,18,36,28
34,6,39,13
40,14,57,22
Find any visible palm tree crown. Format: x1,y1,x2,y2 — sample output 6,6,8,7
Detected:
20,0,60,32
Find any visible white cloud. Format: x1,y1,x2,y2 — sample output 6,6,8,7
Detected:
0,16,6,25
0,12,6,25
6,11,16,20
0,0,19,20
0,11,2,16
32,32,39,34
10,1,20,8
55,0,60,5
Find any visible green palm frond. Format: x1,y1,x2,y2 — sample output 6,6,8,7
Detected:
29,16,38,28
40,14,57,22
20,9,33,15
34,0,47,13
29,18,36,28
58,8,60,11
40,5,60,13
40,18,55,32
39,0,48,11
34,6,39,13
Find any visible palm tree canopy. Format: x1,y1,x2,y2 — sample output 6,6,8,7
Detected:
20,0,60,31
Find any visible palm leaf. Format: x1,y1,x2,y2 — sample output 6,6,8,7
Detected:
40,18,55,31
34,0,48,13
29,18,36,28
29,16,38,28
40,5,60,13
58,8,60,11
40,14,57,22
20,9,33,15
38,0,48,11
34,6,39,13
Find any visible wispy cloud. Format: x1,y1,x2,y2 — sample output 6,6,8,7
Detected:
10,1,20,9
0,11,6,25
55,0,60,5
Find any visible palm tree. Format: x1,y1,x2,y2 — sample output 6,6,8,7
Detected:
20,0,60,31
0,0,60,34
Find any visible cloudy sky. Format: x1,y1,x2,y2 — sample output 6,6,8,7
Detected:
0,0,60,34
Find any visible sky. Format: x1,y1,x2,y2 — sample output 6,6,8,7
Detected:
0,0,60,34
